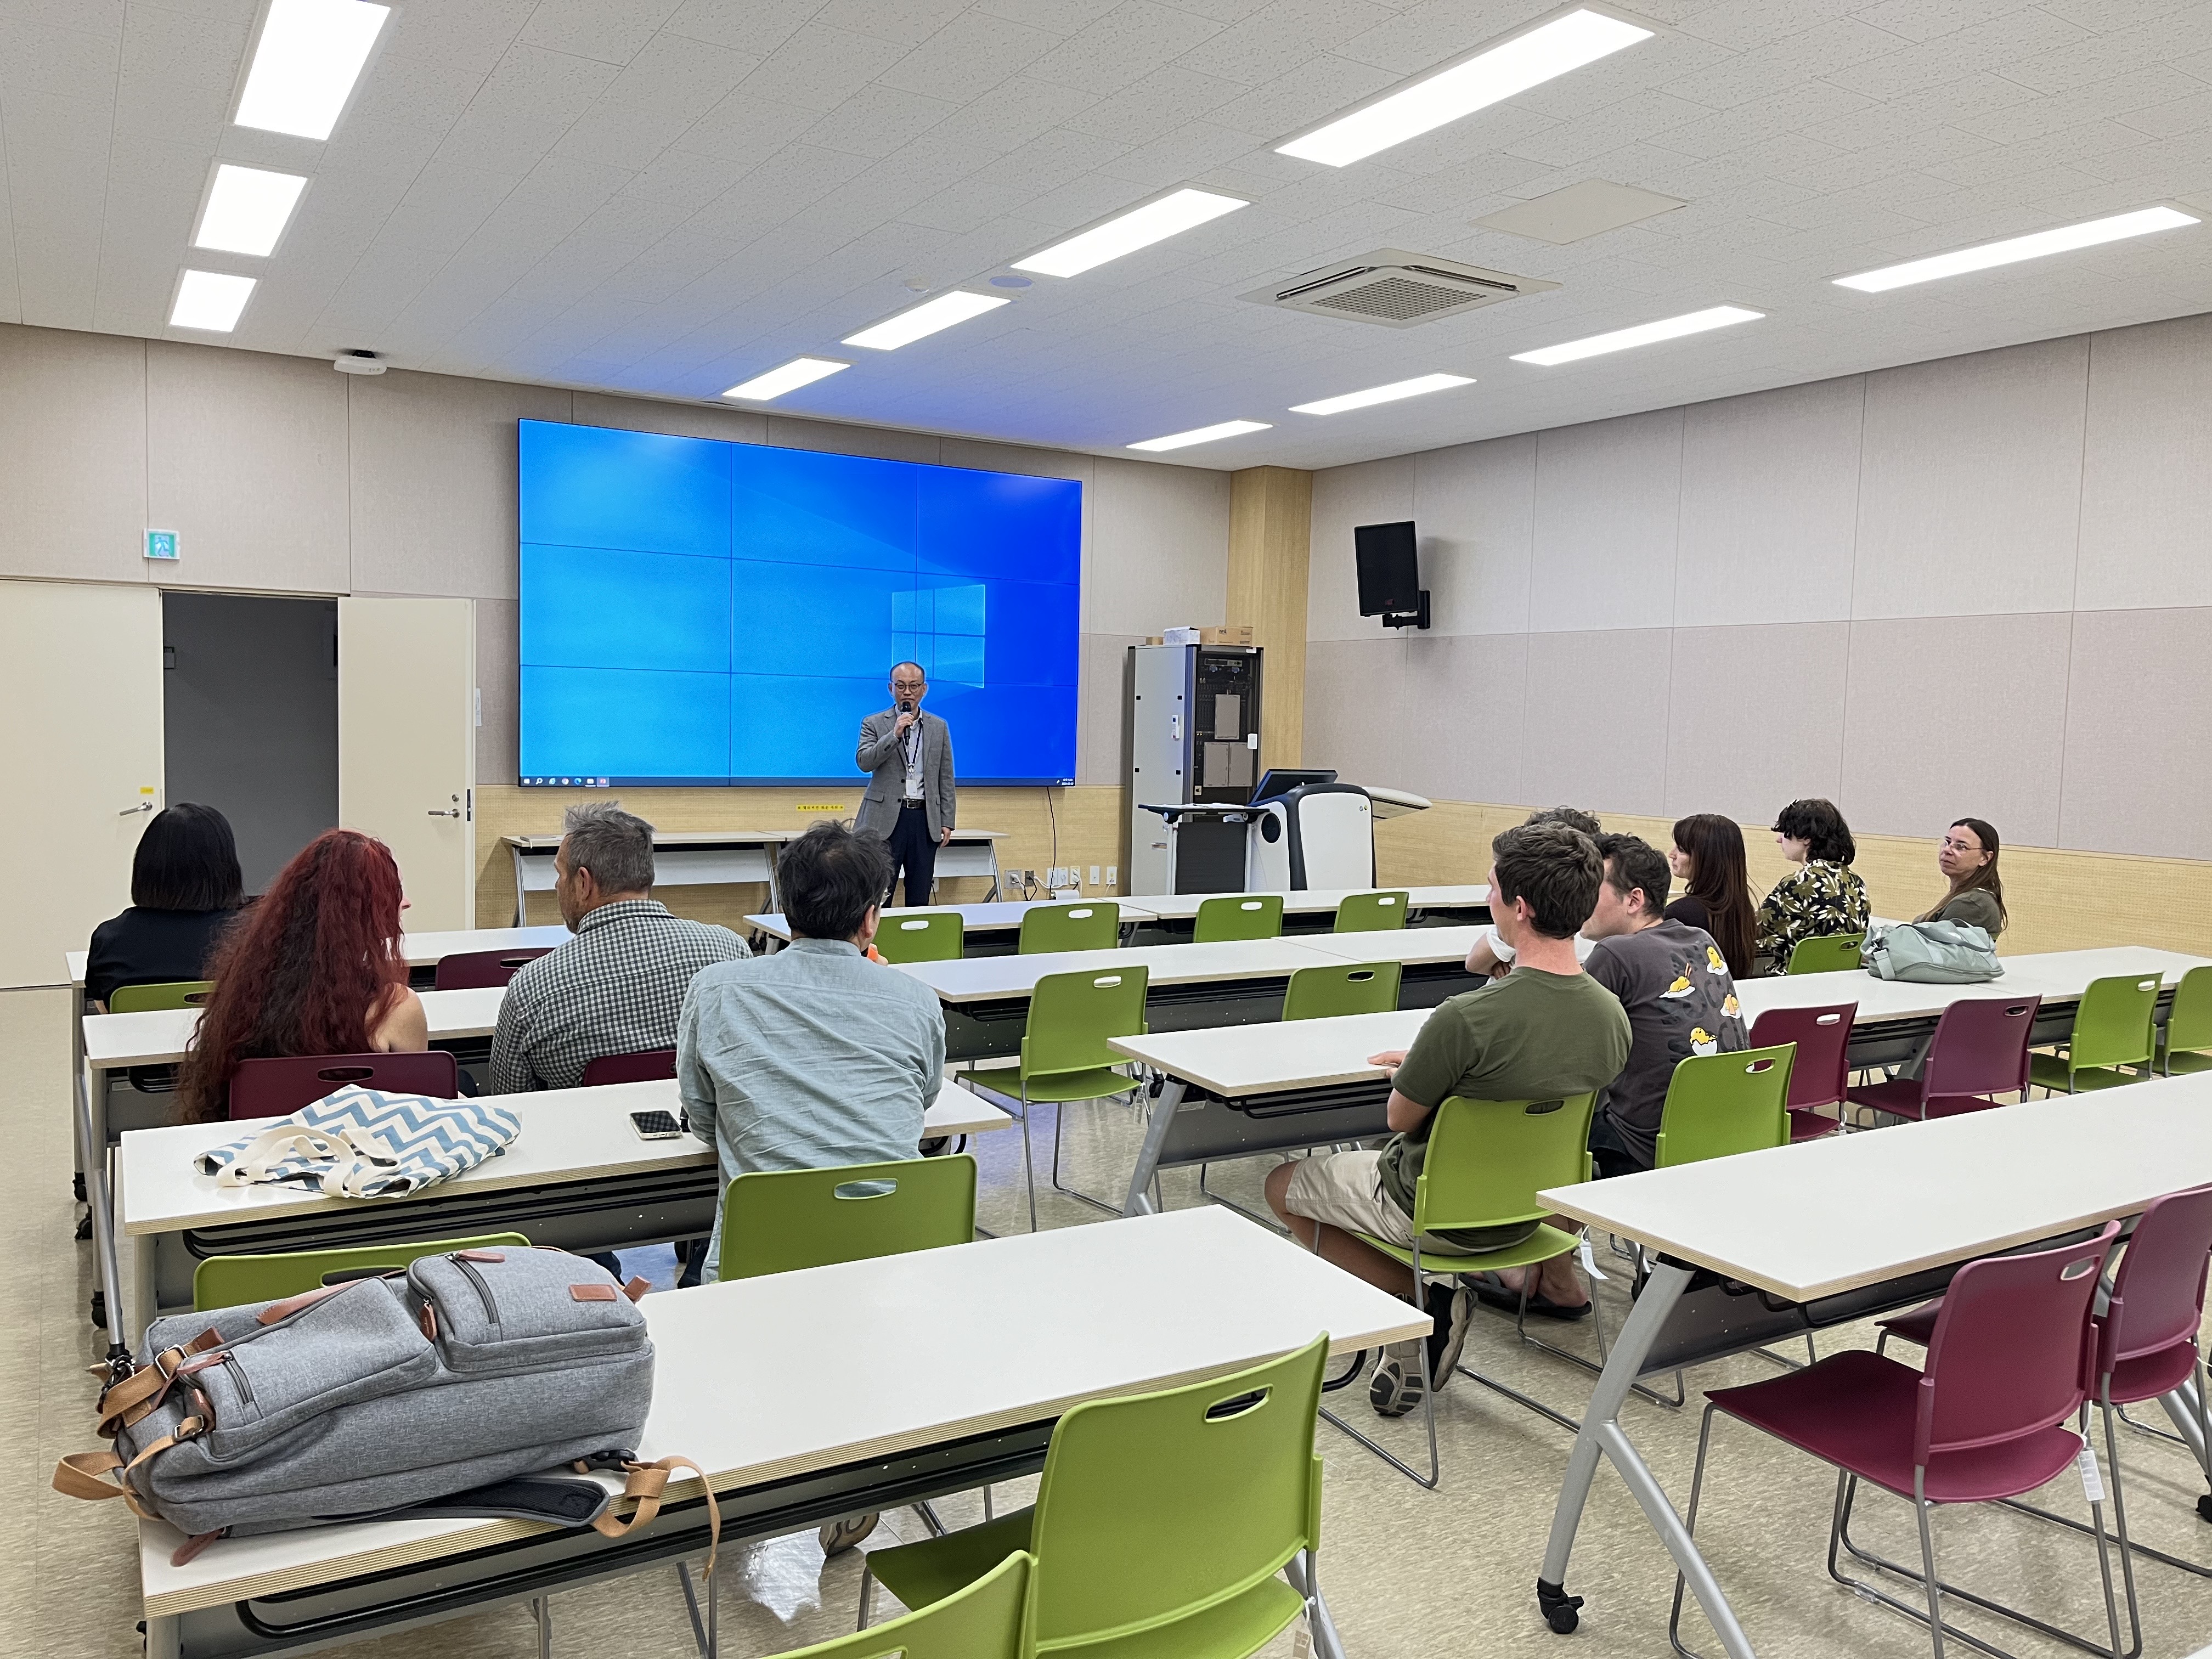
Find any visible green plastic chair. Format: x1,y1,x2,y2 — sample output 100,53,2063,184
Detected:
1281,961,1401,1021
860,1336,1329,1659
716,1156,975,1281
1018,901,1120,954
788,1550,1030,1659
1654,1044,1796,1169
194,1232,531,1311
1784,934,1864,975
2029,972,2162,1094
873,911,964,964
1334,1092,1600,1487
1193,894,1283,944
1333,891,1409,933
110,979,215,1012
2159,964,2212,1076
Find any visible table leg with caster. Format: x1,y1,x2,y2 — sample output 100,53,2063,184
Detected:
1120,1080,1184,1216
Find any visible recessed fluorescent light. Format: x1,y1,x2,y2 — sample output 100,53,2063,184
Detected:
1015,189,1248,279
234,0,391,142
1291,373,1475,416
721,358,849,401
170,270,258,332
843,290,1009,351
1511,304,1762,366
193,165,308,257
1128,420,1272,453
1833,205,2202,293
1279,7,1655,167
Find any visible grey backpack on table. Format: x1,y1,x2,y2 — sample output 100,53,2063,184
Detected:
56,1246,706,1560
1862,920,2002,984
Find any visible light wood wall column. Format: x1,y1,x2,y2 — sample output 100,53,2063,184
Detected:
1226,465,1312,773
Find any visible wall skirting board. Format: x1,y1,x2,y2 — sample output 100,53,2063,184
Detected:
1374,800,2212,960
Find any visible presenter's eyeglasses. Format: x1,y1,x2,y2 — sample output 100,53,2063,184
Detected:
890,675,927,692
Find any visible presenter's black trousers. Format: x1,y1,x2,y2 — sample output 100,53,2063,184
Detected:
887,801,939,908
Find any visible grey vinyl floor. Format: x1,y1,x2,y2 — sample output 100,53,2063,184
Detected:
6,984,2210,1659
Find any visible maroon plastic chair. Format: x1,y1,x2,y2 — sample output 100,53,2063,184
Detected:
1846,995,2041,1124
580,1048,678,1087
1747,1002,1855,1141
433,947,555,989
227,1051,460,1119
1881,1184,2212,1656
1673,1223,2125,1659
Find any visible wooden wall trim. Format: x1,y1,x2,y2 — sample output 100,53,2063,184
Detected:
1373,799,2212,959
1226,465,1311,774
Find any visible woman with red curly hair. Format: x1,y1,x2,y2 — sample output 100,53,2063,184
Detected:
177,830,428,1121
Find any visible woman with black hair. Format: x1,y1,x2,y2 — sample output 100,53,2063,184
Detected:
84,802,246,1008
1753,798,1869,973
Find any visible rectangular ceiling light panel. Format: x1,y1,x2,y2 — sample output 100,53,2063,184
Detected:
721,358,849,401
1015,189,1248,278
1512,304,1762,365
1279,7,1654,167
1128,420,1271,453
1834,206,2201,292
1291,373,1474,415
171,270,258,332
843,290,1009,350
194,164,309,256
234,0,392,141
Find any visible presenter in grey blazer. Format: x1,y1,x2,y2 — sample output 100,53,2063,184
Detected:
854,661,956,907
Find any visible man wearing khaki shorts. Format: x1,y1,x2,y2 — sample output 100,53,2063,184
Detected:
1263,821,1630,1420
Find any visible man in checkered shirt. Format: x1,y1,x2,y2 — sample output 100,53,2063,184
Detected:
491,801,749,1094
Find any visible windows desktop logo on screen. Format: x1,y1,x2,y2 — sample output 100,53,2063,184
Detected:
517,420,1081,786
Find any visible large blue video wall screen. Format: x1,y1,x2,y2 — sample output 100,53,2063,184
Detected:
517,420,1082,786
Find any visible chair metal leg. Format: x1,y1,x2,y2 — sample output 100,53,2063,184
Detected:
1311,1234,1440,1487
857,1561,876,1631
1284,1548,1348,1659
1666,1403,1724,1659
1048,1087,1139,1217
676,1560,717,1659
1914,1484,1948,1659
1197,1159,1291,1232
913,1499,947,1537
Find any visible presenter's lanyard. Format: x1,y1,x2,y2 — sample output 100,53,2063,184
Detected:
901,715,921,771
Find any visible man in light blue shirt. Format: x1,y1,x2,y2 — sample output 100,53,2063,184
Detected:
676,821,946,1284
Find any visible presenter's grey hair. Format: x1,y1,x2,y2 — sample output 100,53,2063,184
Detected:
561,800,656,894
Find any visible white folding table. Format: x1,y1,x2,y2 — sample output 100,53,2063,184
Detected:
506,831,793,925
115,1078,1013,1335
1531,1071,2212,1658
137,1206,1424,1659
746,896,1164,953
1120,884,1491,943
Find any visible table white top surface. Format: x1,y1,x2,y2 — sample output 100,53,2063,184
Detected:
138,1204,1425,1615
1293,923,1491,966
747,897,1164,942
65,929,574,990
896,936,1345,1004
1541,1069,2212,1303
119,1078,1012,1235
1118,885,1489,921
1734,945,2210,1027
1111,1010,1429,1098
508,827,1006,849
85,987,509,1070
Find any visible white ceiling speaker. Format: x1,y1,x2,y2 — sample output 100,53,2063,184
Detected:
332,348,385,375
1242,249,1556,328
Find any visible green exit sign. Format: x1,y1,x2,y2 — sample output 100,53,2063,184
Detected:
144,530,179,561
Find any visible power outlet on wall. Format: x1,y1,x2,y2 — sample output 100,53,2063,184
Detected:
1105,865,1117,888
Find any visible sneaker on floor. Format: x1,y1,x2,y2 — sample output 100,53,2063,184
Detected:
819,1513,879,1556
1367,1339,1427,1419
1425,1281,1474,1391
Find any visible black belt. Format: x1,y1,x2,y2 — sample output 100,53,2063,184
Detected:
901,798,927,808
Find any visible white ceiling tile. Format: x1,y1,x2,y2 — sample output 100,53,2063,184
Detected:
0,15,118,104
1027,1,1224,95
517,0,682,66
1063,62,1249,142
659,0,830,57
1173,0,1398,88
732,21,910,110
551,107,694,171
668,93,823,163
1846,0,2040,45
797,84,963,160
876,10,1065,98
599,33,763,121
1678,0,1864,51
1663,16,1908,109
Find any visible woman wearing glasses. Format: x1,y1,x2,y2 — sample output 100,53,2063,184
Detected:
1918,816,2007,938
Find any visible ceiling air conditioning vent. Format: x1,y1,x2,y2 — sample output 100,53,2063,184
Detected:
1242,249,1557,329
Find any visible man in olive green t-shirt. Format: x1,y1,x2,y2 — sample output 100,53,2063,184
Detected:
1264,822,1629,1420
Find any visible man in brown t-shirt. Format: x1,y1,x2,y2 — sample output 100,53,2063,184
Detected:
1263,822,1629,1420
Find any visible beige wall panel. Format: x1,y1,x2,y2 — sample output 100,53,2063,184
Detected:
569,393,768,445
0,325,146,584
1529,408,1683,633
1077,633,1140,788
146,342,350,595
2075,313,2212,612
475,596,518,787
2057,606,2212,861
763,416,942,464
1306,455,1413,644
473,782,1129,928
1674,375,1864,627
1664,621,1849,821
1852,336,2087,619
1087,455,1229,636
1304,637,1409,790
349,369,572,601
1400,631,1527,805
939,439,1093,482
1839,611,2073,845
1412,433,1535,637
1521,628,1674,815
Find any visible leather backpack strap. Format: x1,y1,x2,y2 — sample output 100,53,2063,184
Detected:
589,1455,720,1574
54,1417,206,1520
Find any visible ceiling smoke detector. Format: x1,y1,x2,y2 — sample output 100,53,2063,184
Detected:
332,348,385,375
1242,249,1556,328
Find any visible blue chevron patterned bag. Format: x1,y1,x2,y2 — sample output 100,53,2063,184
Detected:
194,1087,522,1198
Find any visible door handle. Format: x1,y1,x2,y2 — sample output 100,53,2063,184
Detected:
117,801,154,817
427,794,462,819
